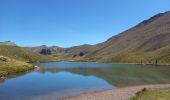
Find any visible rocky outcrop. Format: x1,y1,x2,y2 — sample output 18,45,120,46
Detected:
0,56,9,62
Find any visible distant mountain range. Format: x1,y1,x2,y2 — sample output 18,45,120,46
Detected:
1,11,170,64
0,41,16,46
26,44,95,60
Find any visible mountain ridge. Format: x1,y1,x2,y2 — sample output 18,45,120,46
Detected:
2,11,170,64
0,41,16,46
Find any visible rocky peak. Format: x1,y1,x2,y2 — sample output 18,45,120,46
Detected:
135,11,170,27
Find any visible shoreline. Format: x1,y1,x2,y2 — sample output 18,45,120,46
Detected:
64,84,170,100
0,65,36,81
38,61,170,66
34,65,40,71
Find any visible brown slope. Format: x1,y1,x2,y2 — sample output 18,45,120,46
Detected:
84,11,170,63
27,11,170,64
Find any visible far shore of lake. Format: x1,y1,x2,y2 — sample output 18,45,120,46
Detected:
0,65,36,82
40,61,170,66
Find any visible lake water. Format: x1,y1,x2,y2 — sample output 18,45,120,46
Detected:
0,62,170,100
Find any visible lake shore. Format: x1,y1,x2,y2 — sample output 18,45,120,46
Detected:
0,65,36,82
64,84,170,100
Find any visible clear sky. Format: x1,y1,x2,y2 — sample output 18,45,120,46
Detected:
0,0,170,47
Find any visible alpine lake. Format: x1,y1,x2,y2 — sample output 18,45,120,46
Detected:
1,62,170,100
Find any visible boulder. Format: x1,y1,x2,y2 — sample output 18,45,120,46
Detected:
0,56,9,62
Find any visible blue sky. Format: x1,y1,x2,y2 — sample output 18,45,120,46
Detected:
0,0,170,47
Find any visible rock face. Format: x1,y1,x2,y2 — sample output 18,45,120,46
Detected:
0,56,9,62
40,48,52,55
30,45,53,55
27,11,170,64
26,45,64,55
0,41,16,46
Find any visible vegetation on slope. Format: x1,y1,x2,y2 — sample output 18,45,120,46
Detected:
109,45,170,65
0,45,56,81
0,56,34,82
0,45,55,63
131,88,170,100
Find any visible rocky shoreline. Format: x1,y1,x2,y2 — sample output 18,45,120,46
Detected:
64,84,170,100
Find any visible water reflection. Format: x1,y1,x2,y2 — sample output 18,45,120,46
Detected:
37,62,170,87
1,62,170,100
0,62,117,100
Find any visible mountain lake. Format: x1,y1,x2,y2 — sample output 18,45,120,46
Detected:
1,62,170,100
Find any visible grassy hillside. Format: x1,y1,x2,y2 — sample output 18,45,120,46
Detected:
108,44,170,64
0,45,55,63
131,88,170,100
0,45,56,81
0,56,34,82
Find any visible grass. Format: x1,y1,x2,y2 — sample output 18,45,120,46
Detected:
0,45,56,81
0,45,55,63
0,56,34,80
109,45,170,65
131,88,170,100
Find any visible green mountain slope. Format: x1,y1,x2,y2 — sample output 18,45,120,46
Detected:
0,45,55,63
0,45,55,81
0,56,33,78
